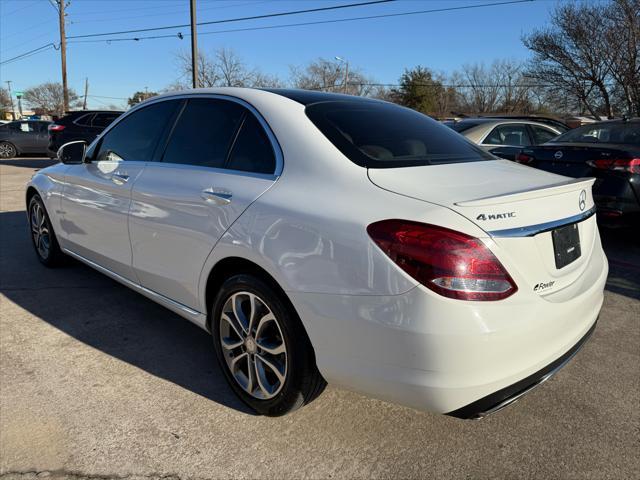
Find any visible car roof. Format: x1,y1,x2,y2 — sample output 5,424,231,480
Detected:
260,88,379,105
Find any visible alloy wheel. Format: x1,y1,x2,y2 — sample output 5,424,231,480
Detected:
30,201,51,259
219,291,287,400
0,142,16,159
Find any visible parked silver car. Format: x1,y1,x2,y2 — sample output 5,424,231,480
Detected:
445,118,562,160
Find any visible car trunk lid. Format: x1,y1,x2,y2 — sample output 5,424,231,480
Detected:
368,159,599,297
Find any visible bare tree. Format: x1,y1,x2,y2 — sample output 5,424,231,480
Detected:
290,58,379,97
0,88,12,116
23,82,80,116
523,2,617,119
174,48,282,89
605,0,640,116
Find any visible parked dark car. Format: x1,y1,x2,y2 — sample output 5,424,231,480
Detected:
516,119,640,226
0,120,52,158
47,110,123,157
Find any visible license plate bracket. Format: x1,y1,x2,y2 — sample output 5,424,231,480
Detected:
552,223,581,269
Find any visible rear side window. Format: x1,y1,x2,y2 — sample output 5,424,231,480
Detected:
74,114,94,127
95,100,179,162
305,101,493,168
162,98,244,168
92,113,120,128
531,125,558,144
227,113,275,174
552,122,640,145
483,124,531,146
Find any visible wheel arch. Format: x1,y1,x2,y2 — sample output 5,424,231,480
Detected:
203,257,306,341
25,185,39,209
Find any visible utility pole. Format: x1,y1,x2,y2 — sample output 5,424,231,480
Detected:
58,0,69,112
5,80,16,120
190,0,199,89
82,77,88,110
335,56,349,94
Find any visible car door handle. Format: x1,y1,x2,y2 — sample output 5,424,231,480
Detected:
201,189,232,205
111,173,130,185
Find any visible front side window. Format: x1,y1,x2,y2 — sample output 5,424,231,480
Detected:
95,100,179,162
161,98,244,168
226,113,276,174
305,101,493,168
483,124,531,146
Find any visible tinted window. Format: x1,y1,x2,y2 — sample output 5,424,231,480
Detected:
448,121,481,133
227,114,275,174
74,114,94,127
92,112,120,128
162,98,244,168
552,122,640,145
306,101,493,168
531,125,558,144
95,100,179,162
483,124,531,146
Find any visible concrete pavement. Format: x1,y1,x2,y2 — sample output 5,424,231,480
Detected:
1,158,639,479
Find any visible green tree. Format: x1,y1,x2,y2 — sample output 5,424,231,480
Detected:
127,90,158,107
391,67,452,116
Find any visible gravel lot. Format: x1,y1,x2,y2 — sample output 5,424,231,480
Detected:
1,157,639,480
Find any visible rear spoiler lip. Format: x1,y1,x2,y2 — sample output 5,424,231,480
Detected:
454,177,596,207
488,206,596,238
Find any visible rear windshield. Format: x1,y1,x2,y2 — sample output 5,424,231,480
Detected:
552,122,640,145
305,101,494,168
447,121,481,133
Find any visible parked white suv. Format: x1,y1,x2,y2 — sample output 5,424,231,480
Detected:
26,88,607,418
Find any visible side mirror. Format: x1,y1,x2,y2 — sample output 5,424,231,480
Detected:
57,140,87,165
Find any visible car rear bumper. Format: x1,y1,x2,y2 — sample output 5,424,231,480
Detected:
446,319,597,419
288,246,607,416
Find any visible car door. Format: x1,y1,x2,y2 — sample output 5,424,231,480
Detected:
11,121,39,152
34,122,50,152
129,96,280,310
59,100,181,281
482,123,533,160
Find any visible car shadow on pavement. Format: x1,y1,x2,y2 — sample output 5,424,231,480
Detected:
599,226,640,301
0,158,58,169
0,209,256,415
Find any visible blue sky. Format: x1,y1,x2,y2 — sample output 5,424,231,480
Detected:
2,0,568,109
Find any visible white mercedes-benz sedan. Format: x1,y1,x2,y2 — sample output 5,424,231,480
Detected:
26,88,607,418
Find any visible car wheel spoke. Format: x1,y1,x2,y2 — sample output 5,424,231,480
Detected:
219,290,287,400
256,353,285,385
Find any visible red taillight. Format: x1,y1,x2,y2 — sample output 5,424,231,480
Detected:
367,220,517,301
587,158,640,174
48,124,65,132
515,152,533,164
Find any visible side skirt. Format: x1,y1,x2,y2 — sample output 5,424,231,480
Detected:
62,248,209,331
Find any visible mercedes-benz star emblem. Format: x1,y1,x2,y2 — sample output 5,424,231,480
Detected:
579,190,586,211
554,150,563,160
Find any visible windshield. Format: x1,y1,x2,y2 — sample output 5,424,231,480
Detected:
305,101,494,168
551,122,640,145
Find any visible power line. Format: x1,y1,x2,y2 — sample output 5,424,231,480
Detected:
66,0,534,45
3,0,534,64
65,0,395,40
0,43,58,66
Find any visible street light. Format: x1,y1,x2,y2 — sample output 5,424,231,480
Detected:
335,56,349,94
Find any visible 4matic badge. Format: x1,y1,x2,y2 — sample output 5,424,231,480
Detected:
476,212,516,221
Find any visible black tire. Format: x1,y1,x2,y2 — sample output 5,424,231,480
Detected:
211,273,326,416
0,141,17,159
28,194,65,267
